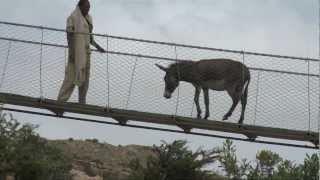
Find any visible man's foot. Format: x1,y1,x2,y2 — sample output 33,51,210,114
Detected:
48,108,65,117
245,133,257,141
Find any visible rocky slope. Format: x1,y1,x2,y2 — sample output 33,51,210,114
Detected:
50,139,154,180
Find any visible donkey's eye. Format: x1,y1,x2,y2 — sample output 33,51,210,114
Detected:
167,83,175,92
170,77,177,83
164,76,169,82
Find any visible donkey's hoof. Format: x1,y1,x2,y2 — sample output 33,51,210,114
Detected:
244,132,257,141
222,116,228,121
238,117,244,124
238,124,248,130
48,108,64,117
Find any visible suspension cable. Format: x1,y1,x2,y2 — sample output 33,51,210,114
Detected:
190,95,195,117
0,41,12,111
0,41,11,91
0,36,318,78
39,28,44,100
318,0,320,138
174,46,181,118
0,20,317,62
106,36,110,111
254,71,261,126
126,56,138,109
307,60,311,133
242,50,245,92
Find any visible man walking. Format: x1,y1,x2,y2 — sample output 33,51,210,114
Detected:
54,0,105,116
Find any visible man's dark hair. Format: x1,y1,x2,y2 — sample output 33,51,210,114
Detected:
78,0,89,7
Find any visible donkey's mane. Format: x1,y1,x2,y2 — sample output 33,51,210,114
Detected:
169,60,194,69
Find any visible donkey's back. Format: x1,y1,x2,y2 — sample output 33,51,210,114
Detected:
186,59,250,93
194,59,250,87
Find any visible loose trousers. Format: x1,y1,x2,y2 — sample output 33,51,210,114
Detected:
57,54,90,104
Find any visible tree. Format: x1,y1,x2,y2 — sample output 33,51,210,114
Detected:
255,150,282,178
0,111,72,180
301,153,319,180
129,140,223,180
247,151,319,180
218,139,250,180
218,139,238,179
216,140,319,180
272,159,302,180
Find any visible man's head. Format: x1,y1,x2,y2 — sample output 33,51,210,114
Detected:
78,0,90,16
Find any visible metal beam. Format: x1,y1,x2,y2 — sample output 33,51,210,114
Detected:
2,107,317,150
0,93,318,148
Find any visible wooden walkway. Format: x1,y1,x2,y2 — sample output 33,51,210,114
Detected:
0,92,318,147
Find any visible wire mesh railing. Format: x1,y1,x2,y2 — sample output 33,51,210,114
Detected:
0,21,319,133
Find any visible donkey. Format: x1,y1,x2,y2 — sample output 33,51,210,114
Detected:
156,59,250,124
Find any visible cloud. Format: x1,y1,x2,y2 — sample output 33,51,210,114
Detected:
1,0,317,57
93,0,318,57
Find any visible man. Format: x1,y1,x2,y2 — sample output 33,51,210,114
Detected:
54,0,105,115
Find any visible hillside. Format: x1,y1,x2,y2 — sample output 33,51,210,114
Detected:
50,139,155,180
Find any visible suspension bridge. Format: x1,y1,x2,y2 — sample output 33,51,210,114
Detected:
0,21,319,149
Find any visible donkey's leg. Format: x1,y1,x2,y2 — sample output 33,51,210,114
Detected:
223,85,242,120
194,86,202,119
239,84,249,124
203,88,210,119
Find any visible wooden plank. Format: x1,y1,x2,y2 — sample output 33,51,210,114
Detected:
0,92,318,144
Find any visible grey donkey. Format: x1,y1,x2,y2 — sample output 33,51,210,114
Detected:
156,59,250,124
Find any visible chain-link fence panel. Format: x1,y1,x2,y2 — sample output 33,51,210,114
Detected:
0,21,318,134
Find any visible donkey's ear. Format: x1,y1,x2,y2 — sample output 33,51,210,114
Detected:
155,64,168,72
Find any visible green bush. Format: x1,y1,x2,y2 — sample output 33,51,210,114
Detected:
128,139,319,180
0,111,72,180
128,140,223,180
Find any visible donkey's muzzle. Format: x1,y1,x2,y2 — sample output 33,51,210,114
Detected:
164,91,172,99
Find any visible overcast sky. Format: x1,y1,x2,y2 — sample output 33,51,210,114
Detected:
0,0,319,166
1,0,318,57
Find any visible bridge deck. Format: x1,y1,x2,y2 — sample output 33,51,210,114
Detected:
0,92,318,146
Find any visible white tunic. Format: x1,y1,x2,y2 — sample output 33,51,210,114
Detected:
66,6,92,86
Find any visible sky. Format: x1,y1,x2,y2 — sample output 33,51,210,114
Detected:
0,0,319,168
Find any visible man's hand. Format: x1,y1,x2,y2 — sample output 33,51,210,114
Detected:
97,46,106,53
91,38,106,53
69,52,75,63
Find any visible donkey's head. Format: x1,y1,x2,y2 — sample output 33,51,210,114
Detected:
156,63,180,99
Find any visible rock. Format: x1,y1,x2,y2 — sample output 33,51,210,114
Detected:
70,169,103,180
